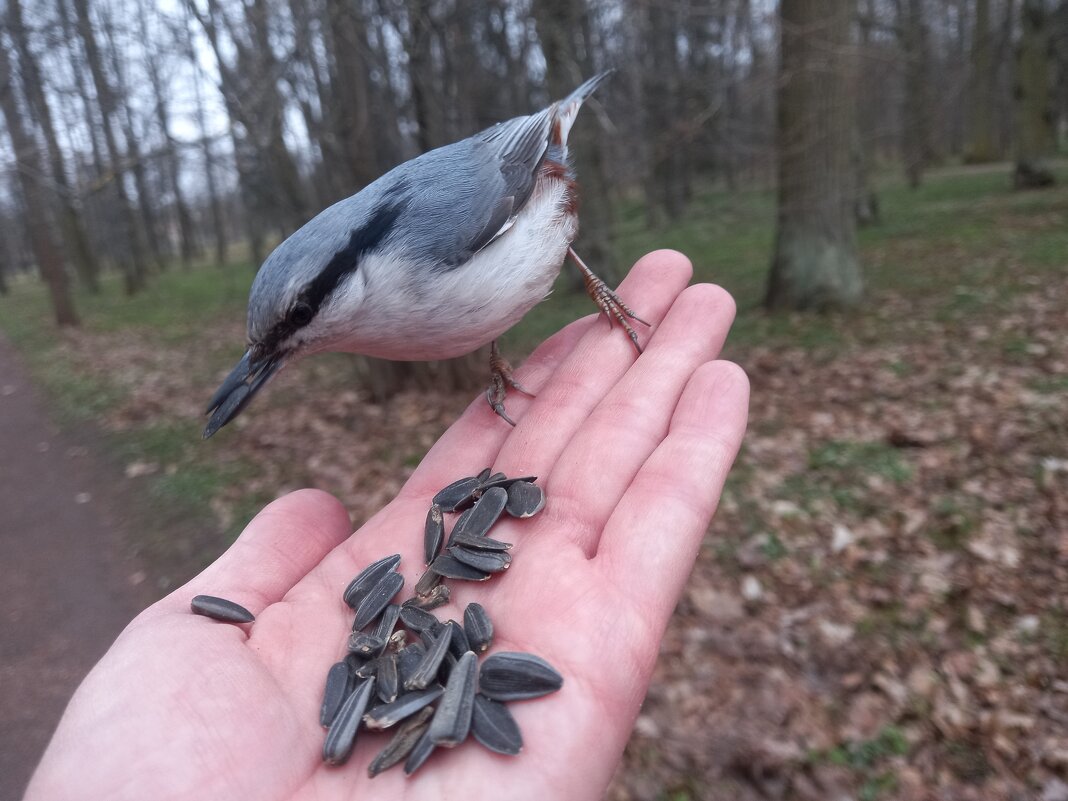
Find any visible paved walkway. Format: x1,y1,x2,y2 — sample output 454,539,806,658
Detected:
0,335,151,799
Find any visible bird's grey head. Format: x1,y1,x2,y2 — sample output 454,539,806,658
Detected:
203,191,407,438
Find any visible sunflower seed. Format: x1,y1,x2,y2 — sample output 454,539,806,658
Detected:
423,504,444,564
319,662,351,728
403,728,436,775
364,687,444,730
476,467,492,483
354,659,377,679
189,595,254,624
376,652,399,704
322,677,376,766
404,581,451,610
472,694,523,755
432,476,481,512
344,651,369,675
463,603,494,653
452,486,508,540
388,629,407,649
372,603,401,643
413,568,443,597
450,531,512,551
480,474,537,492
446,506,476,547
396,642,426,687
444,620,470,659
479,652,564,701
342,554,402,609
448,546,512,573
367,706,434,777
347,632,386,657
428,651,477,747
430,553,491,581
352,570,404,631
399,605,439,633
404,625,451,690
505,480,545,518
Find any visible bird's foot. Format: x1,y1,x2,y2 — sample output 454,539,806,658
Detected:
569,247,649,354
486,341,533,426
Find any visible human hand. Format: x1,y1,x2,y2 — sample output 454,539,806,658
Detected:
27,250,749,801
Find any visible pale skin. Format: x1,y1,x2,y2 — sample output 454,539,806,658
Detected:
27,250,749,801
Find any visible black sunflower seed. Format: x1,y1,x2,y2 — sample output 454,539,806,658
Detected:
472,694,523,755
432,476,482,512
430,553,491,581
368,706,434,778
476,467,492,483
412,568,443,597
342,554,402,609
396,642,426,688
354,659,377,679
448,546,511,573
363,686,444,730
319,662,351,728
190,595,254,624
408,583,451,611
444,620,470,660
450,531,512,551
399,605,439,633
347,632,385,657
483,471,507,485
452,486,508,540
352,570,404,631
404,625,451,691
403,728,436,775
371,603,401,643
428,651,478,747
505,480,546,518
344,651,368,675
463,603,494,653
479,652,564,701
322,677,376,766
480,474,537,492
423,504,445,565
376,652,399,704
446,506,476,547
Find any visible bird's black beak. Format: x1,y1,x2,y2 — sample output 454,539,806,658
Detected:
203,349,286,439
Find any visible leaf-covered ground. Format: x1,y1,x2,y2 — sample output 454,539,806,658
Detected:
2,164,1066,800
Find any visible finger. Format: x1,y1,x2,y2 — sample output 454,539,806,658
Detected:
492,250,693,482
544,283,736,555
595,361,749,610
143,489,352,621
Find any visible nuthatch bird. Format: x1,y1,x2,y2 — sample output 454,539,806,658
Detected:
204,72,646,438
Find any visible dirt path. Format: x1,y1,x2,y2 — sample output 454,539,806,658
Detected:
0,335,153,800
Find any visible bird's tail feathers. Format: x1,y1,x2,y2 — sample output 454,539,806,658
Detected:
551,70,613,146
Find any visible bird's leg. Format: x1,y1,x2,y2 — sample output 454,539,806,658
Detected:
568,247,650,354
485,340,533,426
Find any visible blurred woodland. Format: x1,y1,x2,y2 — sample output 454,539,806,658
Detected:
1,1,1068,800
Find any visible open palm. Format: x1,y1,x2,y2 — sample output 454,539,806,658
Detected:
27,251,749,801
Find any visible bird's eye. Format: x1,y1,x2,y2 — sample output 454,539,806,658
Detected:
290,302,313,327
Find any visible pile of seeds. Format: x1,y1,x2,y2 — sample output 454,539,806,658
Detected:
320,469,560,776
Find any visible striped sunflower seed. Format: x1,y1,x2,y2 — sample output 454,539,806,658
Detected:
403,728,436,775
399,604,439,633
427,650,478,747
342,554,401,609
471,694,523,755
448,546,511,573
190,595,254,624
404,582,451,610
347,632,385,657
451,486,508,540
363,686,444,730
430,553,491,581
367,706,434,778
476,467,492,483
432,476,482,512
412,567,443,597
463,603,494,653
403,625,451,691
423,504,444,565
396,642,426,688
505,480,546,518
322,677,376,766
372,603,401,643
319,661,351,728
376,652,399,704
450,531,512,551
351,570,404,631
446,506,475,547
479,652,564,701
444,620,470,660
479,474,537,492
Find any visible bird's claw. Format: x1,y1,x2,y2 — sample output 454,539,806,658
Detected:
569,247,649,355
486,341,531,426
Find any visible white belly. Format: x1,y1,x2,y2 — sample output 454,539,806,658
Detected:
336,177,578,361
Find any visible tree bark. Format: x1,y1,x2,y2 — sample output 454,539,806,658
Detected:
1013,0,1056,188
766,0,863,311
0,46,78,326
901,0,931,187
965,0,1000,162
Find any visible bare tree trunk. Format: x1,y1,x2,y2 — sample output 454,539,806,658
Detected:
766,0,863,311
1013,0,1056,188
965,0,999,162
8,0,100,293
72,0,149,293
0,47,78,326
901,0,931,187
